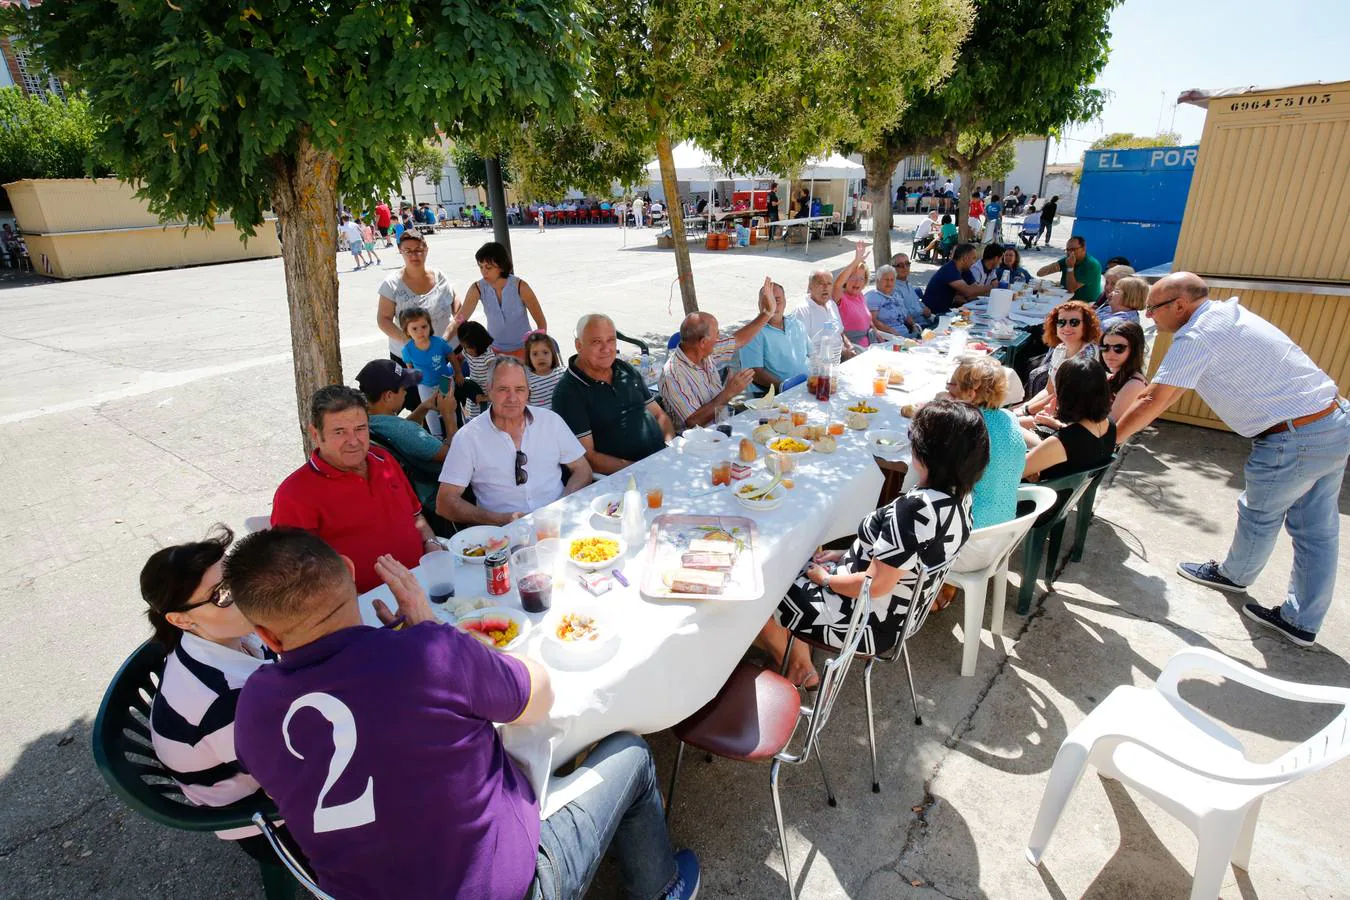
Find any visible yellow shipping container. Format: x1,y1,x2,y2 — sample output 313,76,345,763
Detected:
1172,80,1350,284
1147,277,1350,431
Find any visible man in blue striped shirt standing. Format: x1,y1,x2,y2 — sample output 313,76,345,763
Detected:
1117,272,1349,648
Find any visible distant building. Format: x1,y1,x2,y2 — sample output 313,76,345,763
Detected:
1041,164,1080,216
0,0,65,99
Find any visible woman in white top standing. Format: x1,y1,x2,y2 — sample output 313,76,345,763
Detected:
448,241,547,360
376,230,458,408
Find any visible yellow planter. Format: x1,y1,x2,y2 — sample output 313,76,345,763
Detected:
3,177,280,279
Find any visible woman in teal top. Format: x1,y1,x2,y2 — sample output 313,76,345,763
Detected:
948,356,1026,528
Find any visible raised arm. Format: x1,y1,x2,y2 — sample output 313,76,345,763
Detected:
1116,383,1186,444
731,277,775,348
832,242,867,301
1036,259,1063,278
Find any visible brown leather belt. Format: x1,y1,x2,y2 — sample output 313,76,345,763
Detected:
1256,402,1339,439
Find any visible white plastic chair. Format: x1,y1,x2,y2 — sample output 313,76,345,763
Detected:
1026,647,1350,900
946,485,1057,676
242,515,271,534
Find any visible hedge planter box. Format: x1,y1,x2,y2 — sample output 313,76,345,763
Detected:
3,178,280,279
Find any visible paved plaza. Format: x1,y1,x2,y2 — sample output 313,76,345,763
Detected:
1,219,1347,898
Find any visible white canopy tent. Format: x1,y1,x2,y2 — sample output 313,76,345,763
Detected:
793,154,865,181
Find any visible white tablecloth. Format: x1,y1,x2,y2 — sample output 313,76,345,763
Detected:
357,349,966,810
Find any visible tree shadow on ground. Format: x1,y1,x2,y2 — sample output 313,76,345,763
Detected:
0,718,258,899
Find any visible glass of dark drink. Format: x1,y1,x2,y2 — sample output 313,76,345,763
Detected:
517,572,553,613
428,579,455,605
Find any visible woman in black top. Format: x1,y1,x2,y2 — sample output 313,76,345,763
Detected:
1037,195,1059,247
1023,356,1115,482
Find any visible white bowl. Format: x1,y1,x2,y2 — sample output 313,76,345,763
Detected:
866,429,910,459
454,606,530,651
732,478,784,510
589,491,626,522
765,436,811,456
447,526,510,564
565,533,627,571
681,428,731,454
541,606,619,669
843,402,882,418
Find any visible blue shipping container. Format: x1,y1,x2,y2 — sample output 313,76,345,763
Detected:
1074,145,1198,270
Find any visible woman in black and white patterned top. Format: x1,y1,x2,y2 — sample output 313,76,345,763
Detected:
758,401,989,688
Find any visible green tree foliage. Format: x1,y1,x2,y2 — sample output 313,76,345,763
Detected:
0,88,110,187
449,143,514,191
401,140,448,206
17,0,587,449
863,0,1121,256
1089,131,1182,151
929,130,1018,197
509,0,971,312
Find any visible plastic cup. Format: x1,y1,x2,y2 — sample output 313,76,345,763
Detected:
513,546,553,614
533,507,562,541
419,550,457,604
646,486,664,509
711,459,732,486
872,375,887,396
791,411,807,427
828,421,844,436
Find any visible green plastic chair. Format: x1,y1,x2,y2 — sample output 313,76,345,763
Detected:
1015,457,1116,614
91,639,297,900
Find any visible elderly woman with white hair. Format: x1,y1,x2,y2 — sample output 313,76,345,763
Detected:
865,255,930,338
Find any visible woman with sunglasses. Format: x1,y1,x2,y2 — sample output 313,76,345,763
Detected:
141,526,297,863
1101,320,1149,421
1016,300,1101,426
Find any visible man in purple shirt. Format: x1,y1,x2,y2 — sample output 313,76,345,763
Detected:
226,528,700,900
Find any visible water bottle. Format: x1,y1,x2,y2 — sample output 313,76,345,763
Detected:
621,475,645,551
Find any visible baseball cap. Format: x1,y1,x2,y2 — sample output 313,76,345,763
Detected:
356,359,420,400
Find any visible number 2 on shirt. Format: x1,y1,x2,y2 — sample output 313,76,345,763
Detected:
283,692,376,833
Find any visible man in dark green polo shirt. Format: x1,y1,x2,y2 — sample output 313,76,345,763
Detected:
1036,234,1102,302
553,314,675,474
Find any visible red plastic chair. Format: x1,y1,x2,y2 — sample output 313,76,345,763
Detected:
666,577,880,900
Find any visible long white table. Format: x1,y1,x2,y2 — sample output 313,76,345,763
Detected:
357,347,970,809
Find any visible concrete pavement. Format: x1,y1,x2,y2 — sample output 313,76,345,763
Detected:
2,218,1347,898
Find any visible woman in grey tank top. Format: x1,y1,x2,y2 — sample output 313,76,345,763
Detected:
448,241,547,357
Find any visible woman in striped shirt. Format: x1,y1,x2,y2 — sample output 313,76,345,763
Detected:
523,330,564,409
141,526,297,864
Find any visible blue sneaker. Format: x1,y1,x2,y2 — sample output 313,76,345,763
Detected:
1243,603,1316,648
1176,561,1246,593
662,848,701,900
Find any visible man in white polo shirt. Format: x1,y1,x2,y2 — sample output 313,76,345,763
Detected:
1117,272,1349,648
437,356,592,525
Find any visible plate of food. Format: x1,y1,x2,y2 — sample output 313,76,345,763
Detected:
447,526,510,565
589,492,626,522
766,435,811,455
866,429,910,460
640,515,762,602
845,401,881,418
455,607,529,651
567,534,626,571
541,607,619,669
733,477,784,510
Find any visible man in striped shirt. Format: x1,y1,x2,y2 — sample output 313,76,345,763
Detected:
1117,272,1349,647
659,278,774,430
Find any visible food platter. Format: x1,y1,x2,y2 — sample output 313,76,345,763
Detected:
640,514,763,602
455,606,530,651
567,534,626,571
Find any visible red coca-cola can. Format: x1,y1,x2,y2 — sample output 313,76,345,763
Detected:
485,548,511,596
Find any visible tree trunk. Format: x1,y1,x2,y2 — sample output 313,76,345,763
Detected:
863,148,903,269
485,156,511,253
957,166,974,242
269,133,343,458
408,173,418,207
655,130,698,314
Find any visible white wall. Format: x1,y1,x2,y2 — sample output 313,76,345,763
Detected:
1041,172,1079,217
1003,138,1048,198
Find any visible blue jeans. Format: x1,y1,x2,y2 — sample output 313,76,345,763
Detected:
1220,401,1350,633
529,733,676,900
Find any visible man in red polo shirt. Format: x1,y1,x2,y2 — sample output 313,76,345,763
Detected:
271,385,440,591
374,201,393,246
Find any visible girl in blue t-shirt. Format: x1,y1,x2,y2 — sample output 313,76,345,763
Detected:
399,307,454,438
